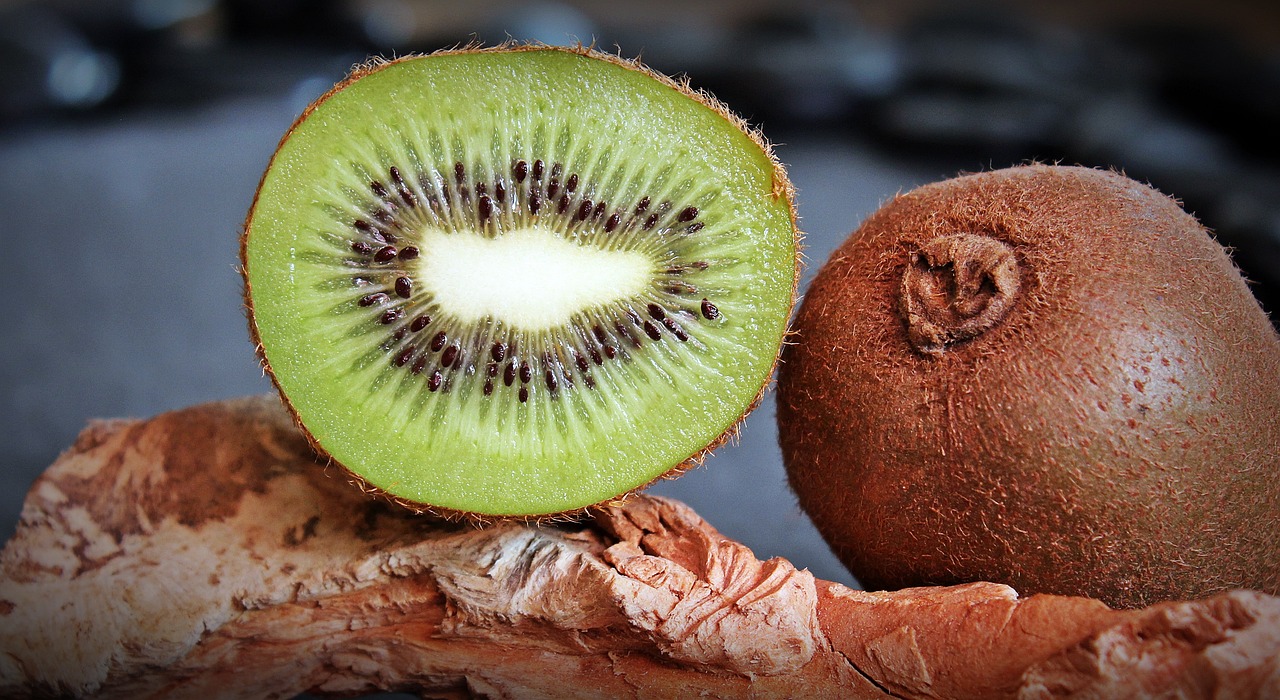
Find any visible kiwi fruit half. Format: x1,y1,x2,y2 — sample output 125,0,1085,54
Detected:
241,45,798,518
778,164,1280,609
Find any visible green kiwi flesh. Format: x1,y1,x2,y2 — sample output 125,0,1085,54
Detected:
242,46,798,518
778,164,1280,609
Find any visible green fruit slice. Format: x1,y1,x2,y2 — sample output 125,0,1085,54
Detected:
242,46,798,517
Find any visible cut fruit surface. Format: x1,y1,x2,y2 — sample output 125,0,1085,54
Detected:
241,46,798,517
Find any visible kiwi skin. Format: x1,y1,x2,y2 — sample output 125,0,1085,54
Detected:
240,43,800,521
778,164,1280,609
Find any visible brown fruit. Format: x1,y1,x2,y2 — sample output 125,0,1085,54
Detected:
778,164,1280,609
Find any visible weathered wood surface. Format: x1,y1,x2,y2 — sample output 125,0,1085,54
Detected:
2,396,1277,698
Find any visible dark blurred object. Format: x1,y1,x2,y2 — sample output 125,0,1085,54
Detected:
701,6,900,126
863,10,1088,160
1124,24,1280,162
0,5,121,116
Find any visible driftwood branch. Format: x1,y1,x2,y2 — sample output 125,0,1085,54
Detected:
1,396,1277,698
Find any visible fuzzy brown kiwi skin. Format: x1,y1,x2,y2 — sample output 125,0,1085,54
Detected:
777,164,1280,609
240,43,800,523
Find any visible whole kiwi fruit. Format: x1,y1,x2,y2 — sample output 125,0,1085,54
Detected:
777,164,1280,609
241,45,798,519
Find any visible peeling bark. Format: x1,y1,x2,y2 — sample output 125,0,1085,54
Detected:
1,396,1277,699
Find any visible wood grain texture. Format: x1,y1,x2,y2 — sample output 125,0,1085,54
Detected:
2,396,1276,698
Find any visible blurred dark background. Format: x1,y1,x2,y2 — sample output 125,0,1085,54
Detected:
1,0,1277,677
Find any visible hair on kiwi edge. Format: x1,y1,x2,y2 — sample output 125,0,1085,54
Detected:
239,42,801,524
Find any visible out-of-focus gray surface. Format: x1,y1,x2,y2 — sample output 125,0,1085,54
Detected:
0,90,941,587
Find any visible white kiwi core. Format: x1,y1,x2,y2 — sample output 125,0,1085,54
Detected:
415,227,653,330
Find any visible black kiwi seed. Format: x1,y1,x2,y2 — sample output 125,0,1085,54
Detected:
701,299,720,320
504,362,516,386
491,342,507,362
617,323,641,348
519,363,532,384
394,345,415,366
395,277,413,298
441,344,458,367
374,246,398,262
428,370,443,392
410,315,431,332
664,318,688,341
380,308,404,324
390,166,416,207
359,293,388,307
643,321,662,341
430,331,447,352
399,246,419,260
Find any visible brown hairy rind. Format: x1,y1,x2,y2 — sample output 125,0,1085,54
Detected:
3,396,1279,698
778,164,1280,609
239,43,800,522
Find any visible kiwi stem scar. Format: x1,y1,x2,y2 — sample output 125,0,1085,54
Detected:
900,233,1021,356
413,228,652,331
